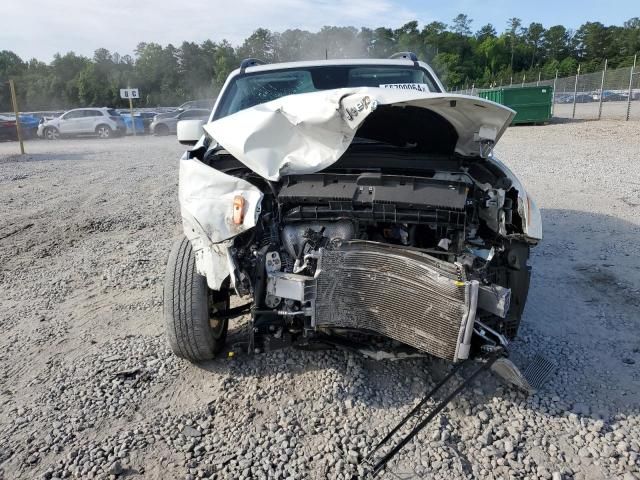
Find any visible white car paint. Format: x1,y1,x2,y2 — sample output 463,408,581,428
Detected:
205,88,515,181
179,154,263,289
488,156,543,241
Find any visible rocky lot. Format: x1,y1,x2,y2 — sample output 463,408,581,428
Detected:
0,122,639,480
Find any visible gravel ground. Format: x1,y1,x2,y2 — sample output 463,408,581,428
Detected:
0,122,639,480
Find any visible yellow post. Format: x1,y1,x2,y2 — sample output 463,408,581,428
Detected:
128,90,136,136
8,79,25,154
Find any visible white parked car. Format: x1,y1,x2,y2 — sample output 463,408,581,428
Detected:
38,108,126,139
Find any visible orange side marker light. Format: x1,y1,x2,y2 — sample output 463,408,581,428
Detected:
233,195,245,225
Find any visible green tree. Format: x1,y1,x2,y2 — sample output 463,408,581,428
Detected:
77,63,115,106
422,22,447,60
507,17,522,71
524,22,545,68
544,25,572,61
575,22,614,64
476,24,497,42
238,28,277,62
452,14,472,36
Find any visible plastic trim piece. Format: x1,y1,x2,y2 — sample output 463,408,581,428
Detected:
239,58,266,74
389,51,419,66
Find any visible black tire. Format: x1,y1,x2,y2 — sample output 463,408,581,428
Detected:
164,236,229,362
95,124,112,139
44,127,59,140
154,123,169,136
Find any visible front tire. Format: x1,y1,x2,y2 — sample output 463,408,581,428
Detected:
164,237,229,362
154,124,169,136
44,127,59,140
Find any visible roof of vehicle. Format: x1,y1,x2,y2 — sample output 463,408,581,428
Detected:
220,57,445,98
240,58,424,73
179,108,210,114
64,107,111,113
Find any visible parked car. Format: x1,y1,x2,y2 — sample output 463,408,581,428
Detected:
0,115,17,141
150,108,210,136
177,99,215,111
601,91,627,102
0,114,39,140
164,55,542,384
38,108,126,139
557,93,592,103
119,113,145,135
137,112,158,133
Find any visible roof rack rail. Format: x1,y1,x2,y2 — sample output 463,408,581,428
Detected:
389,52,419,66
239,58,266,73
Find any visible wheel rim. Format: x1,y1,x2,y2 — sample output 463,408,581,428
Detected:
46,128,59,140
97,126,110,138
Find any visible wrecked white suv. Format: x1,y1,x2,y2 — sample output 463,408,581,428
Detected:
163,54,542,365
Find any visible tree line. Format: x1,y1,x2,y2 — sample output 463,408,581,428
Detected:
1,15,639,111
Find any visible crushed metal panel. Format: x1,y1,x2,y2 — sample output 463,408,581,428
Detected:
179,157,264,289
205,88,515,181
179,158,263,243
312,241,478,362
478,284,511,318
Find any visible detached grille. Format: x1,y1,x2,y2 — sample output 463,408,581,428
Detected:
313,241,477,362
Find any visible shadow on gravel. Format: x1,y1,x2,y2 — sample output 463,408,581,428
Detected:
548,117,590,125
195,209,639,417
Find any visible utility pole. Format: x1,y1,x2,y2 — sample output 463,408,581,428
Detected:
128,83,136,136
8,79,25,154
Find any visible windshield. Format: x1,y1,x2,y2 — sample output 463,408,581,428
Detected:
214,65,439,119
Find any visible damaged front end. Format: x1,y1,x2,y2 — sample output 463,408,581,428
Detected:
177,87,542,364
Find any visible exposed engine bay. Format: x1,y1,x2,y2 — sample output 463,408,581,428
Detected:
197,145,535,362
177,86,542,363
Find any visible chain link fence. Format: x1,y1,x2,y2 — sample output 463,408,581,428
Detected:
453,60,640,122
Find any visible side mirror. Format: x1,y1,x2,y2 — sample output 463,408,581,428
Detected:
177,119,205,145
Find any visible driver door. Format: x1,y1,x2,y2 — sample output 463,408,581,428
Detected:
58,110,84,134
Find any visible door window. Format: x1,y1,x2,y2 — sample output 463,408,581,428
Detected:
179,109,209,119
62,110,84,120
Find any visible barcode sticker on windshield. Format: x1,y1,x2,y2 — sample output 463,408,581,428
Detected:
379,83,430,92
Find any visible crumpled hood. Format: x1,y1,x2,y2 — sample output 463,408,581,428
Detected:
204,87,515,181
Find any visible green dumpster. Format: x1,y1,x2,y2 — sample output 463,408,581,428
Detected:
477,86,553,124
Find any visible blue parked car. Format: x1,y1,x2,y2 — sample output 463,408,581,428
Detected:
19,114,40,136
119,113,145,135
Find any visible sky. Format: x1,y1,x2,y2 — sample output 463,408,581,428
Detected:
2,0,637,62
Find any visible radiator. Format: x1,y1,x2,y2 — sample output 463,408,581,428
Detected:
312,241,478,362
